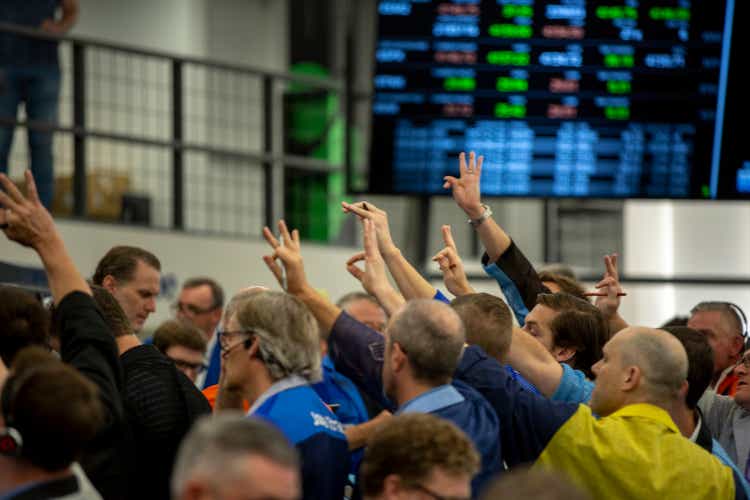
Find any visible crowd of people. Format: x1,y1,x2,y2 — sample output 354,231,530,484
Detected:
1,151,750,500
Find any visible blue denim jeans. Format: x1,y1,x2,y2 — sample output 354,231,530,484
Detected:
0,65,60,209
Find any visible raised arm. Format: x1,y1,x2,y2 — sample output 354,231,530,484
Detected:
443,152,511,262
0,172,91,303
506,325,565,397
345,218,406,316
262,220,341,334
433,225,476,297
594,254,629,336
342,201,437,301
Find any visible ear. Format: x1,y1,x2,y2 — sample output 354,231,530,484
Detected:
391,342,407,374
732,336,745,359
552,346,577,364
382,474,404,498
101,275,118,294
246,337,260,360
210,307,223,324
678,380,689,402
622,365,640,392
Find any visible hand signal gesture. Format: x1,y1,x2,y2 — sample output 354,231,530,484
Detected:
432,225,475,297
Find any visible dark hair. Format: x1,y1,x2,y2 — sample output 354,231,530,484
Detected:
538,271,588,301
537,292,597,315
549,309,606,379
0,286,50,366
2,347,103,471
663,326,714,409
90,285,133,338
92,246,161,286
451,293,513,360
361,414,479,497
182,277,225,310
153,319,207,354
661,316,689,328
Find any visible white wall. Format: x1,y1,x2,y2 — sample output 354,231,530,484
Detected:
0,219,361,334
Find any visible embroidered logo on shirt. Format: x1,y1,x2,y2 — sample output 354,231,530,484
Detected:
310,411,344,434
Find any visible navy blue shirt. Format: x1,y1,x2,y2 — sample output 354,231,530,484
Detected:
328,311,503,496
0,1,61,66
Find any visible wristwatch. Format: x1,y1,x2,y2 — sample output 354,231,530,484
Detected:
468,204,492,227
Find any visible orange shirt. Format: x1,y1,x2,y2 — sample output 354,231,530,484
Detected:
202,384,250,412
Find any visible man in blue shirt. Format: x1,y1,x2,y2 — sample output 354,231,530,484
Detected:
0,0,78,208
261,220,502,497
214,288,348,500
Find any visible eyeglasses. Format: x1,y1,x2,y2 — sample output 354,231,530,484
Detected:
170,358,207,374
737,355,750,369
218,328,255,352
171,301,217,316
407,483,470,500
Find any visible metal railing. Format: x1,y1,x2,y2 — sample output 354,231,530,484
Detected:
0,22,349,236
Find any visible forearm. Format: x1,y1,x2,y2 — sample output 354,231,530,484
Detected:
474,217,512,263
371,285,406,317
382,247,436,300
58,0,79,31
507,326,563,397
345,419,381,450
36,236,90,304
295,285,342,336
608,313,629,336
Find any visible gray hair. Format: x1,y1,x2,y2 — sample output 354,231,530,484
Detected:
336,291,382,310
171,414,299,497
620,327,688,402
388,299,465,385
691,301,745,338
232,291,322,382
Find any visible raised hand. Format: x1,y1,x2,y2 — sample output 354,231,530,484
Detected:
0,171,60,251
341,201,397,256
347,219,405,315
262,220,308,296
432,225,475,297
347,219,391,295
443,151,484,219
594,253,623,319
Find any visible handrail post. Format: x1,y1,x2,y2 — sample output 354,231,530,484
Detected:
72,42,87,217
172,60,184,229
263,75,275,229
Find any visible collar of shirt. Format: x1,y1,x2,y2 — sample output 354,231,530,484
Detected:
247,374,308,416
713,364,736,390
322,354,335,372
608,403,680,434
397,384,465,415
689,413,703,443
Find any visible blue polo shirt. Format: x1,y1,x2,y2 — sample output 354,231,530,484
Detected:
249,375,349,500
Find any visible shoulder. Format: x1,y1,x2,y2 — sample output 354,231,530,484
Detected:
256,385,347,444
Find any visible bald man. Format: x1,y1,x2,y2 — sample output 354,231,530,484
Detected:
477,327,746,499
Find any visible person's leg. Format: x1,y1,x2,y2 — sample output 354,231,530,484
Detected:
24,65,61,209
0,67,23,177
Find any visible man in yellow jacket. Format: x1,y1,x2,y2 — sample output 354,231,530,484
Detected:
480,326,745,499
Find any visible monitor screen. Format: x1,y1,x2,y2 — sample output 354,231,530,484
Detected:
365,0,741,199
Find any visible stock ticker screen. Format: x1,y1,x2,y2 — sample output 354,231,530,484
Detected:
367,0,747,199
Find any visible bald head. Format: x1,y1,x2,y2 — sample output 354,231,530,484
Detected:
619,327,688,399
591,327,688,416
388,299,465,385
